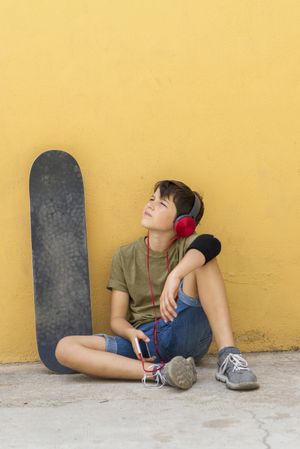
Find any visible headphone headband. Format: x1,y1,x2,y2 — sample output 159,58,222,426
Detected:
188,194,201,220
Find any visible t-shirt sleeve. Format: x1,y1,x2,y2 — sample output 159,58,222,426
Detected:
106,249,129,293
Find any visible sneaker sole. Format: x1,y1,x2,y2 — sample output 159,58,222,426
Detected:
187,357,198,384
167,356,195,390
215,372,260,391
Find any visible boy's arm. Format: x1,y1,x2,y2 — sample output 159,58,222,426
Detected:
172,248,206,279
110,289,155,361
159,250,205,322
110,289,134,338
160,234,221,322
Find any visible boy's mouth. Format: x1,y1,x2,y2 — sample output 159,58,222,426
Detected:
143,210,152,217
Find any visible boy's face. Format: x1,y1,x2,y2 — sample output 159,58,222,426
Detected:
141,189,177,232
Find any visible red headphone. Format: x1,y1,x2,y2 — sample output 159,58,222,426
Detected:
174,194,201,237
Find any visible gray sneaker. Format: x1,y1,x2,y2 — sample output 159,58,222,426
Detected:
159,356,197,390
216,353,259,390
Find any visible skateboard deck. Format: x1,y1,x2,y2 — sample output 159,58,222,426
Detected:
29,150,92,373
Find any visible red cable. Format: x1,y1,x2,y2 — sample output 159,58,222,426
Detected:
141,232,178,374
145,232,164,370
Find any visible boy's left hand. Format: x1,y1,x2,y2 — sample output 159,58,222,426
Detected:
159,272,181,322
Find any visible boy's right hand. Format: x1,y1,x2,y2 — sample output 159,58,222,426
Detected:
126,329,155,362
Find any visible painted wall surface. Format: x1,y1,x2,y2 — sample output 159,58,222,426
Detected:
0,1,300,362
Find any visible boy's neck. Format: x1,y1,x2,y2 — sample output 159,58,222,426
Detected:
146,231,177,252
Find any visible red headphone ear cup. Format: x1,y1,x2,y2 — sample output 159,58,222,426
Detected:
174,216,196,237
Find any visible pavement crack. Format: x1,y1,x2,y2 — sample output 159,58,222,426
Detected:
248,410,271,449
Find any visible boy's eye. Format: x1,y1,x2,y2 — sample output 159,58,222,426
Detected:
160,202,168,207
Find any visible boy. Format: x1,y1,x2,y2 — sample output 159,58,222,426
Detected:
55,180,259,390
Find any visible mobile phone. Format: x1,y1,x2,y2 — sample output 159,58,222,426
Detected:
134,337,151,359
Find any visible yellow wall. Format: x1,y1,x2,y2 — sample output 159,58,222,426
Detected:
1,1,300,362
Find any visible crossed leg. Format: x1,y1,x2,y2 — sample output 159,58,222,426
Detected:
55,334,151,379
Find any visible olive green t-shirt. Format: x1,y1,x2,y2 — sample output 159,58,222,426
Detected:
107,233,198,328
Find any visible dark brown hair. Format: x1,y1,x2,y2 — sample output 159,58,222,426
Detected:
153,180,204,225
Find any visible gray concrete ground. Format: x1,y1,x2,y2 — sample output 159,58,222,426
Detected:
0,351,300,449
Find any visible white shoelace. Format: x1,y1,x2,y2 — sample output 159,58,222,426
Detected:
142,364,167,389
220,353,250,374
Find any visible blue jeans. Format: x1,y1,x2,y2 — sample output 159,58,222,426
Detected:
95,281,212,363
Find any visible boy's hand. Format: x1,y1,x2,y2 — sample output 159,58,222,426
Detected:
126,329,155,362
160,272,181,322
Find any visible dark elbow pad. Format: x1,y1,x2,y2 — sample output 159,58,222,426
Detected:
186,234,221,264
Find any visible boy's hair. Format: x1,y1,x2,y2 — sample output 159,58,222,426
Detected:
153,180,204,225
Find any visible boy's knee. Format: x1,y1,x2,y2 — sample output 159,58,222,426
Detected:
55,336,76,363
195,257,219,275
182,258,219,296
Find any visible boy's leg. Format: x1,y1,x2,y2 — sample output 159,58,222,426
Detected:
55,335,150,380
182,258,259,390
182,258,234,350
55,335,197,389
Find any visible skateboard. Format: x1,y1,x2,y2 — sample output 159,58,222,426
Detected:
29,150,92,373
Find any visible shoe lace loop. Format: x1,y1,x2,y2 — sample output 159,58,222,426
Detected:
220,353,249,374
142,364,166,389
